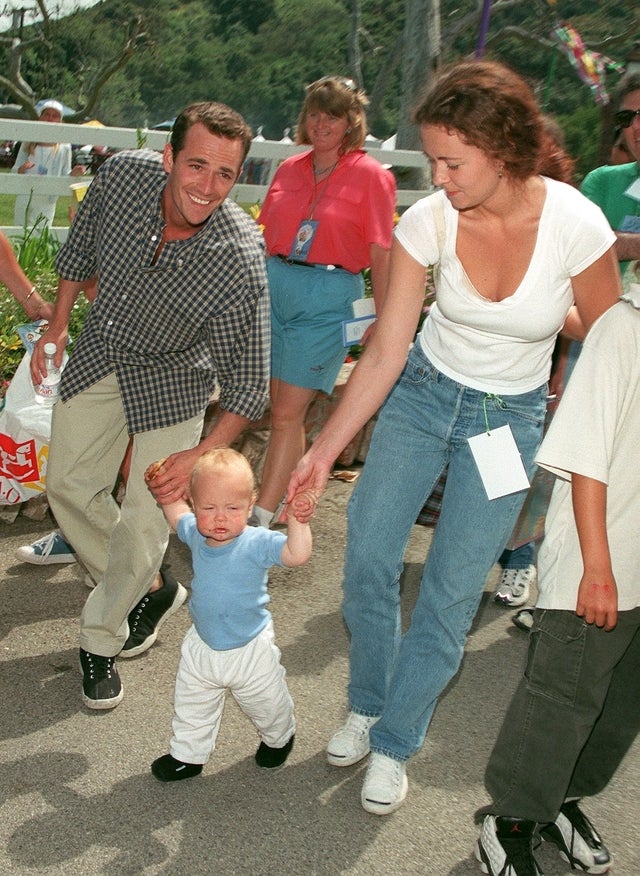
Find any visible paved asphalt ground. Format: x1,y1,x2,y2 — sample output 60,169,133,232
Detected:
1,478,639,875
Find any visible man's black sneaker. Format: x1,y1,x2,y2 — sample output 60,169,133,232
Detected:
255,734,295,768
79,648,123,710
151,754,203,782
476,815,543,876
540,800,612,874
120,566,188,658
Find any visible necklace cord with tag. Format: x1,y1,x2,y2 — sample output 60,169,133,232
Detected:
308,156,340,220
482,393,507,435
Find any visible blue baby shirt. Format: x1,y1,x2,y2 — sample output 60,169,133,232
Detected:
177,514,287,650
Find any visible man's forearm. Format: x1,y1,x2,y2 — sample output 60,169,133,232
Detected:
198,409,252,452
49,278,86,329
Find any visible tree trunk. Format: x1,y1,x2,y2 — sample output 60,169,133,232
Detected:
348,0,364,89
397,0,441,190
0,6,148,121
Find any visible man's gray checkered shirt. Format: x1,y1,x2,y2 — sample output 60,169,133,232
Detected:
56,149,270,434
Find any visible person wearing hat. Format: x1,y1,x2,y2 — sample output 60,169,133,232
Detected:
12,99,86,231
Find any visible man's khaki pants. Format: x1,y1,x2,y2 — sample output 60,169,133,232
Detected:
47,372,203,656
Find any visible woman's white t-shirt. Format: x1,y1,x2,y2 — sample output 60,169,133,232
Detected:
395,178,615,394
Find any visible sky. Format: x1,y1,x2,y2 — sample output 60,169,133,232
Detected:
0,0,101,34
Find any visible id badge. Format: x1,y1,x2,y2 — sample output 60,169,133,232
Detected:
342,299,377,346
342,315,376,346
467,425,530,500
623,177,640,201
290,220,318,259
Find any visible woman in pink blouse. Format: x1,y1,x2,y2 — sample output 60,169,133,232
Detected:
254,76,396,526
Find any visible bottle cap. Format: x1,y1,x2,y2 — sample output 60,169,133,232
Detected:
43,342,57,355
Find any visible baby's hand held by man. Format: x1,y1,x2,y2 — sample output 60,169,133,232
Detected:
144,458,168,483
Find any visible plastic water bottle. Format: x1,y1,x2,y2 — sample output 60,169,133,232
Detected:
35,342,61,406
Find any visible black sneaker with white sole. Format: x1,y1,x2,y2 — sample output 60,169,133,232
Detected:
120,565,187,658
540,800,612,874
80,648,123,710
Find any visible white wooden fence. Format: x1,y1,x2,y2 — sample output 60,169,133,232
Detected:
0,118,429,241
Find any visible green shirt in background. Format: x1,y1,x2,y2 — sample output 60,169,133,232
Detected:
580,160,640,277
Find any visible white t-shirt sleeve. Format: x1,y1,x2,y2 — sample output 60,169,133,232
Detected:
394,191,446,266
536,304,625,484
554,183,616,277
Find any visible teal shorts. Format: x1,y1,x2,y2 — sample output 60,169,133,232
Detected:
267,256,364,394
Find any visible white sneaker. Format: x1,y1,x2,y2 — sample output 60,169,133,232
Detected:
327,712,378,766
361,752,408,816
15,530,77,565
494,565,536,608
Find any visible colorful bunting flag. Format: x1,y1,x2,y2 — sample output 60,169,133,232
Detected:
552,21,624,104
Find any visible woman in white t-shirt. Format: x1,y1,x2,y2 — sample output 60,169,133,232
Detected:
12,99,86,230
285,60,621,818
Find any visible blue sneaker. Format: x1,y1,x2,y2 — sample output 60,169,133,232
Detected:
15,530,77,565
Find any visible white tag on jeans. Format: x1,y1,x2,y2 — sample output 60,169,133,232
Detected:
467,424,530,499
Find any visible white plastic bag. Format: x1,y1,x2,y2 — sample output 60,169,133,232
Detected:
0,351,54,504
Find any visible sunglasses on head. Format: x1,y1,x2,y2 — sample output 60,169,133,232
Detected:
615,109,640,128
311,76,357,92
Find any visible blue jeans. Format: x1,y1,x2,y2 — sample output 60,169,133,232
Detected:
499,541,535,570
343,343,548,761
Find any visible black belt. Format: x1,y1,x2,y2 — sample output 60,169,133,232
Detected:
275,254,345,271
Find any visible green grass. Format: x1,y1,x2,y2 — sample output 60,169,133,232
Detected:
0,170,73,228
0,171,84,391
1,281,91,389
1,216,90,389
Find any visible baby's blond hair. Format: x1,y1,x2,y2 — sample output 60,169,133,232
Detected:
190,448,256,499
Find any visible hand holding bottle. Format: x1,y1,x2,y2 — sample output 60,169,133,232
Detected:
34,342,61,406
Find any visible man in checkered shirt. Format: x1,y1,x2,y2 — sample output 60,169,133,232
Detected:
30,102,270,710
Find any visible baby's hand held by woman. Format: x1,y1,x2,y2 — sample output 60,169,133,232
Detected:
285,489,319,523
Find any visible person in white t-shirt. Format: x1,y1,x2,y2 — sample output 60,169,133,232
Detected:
12,99,86,230
477,301,640,875
283,60,621,829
